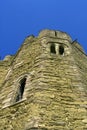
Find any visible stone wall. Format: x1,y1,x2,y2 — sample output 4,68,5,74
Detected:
0,29,87,130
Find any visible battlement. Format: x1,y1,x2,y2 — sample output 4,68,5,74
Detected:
38,29,72,41
1,29,86,63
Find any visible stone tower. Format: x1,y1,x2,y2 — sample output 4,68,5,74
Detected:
0,29,87,130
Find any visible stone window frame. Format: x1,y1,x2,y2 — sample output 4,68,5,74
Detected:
12,74,28,104
15,77,27,102
49,42,70,56
59,45,64,55
11,71,35,105
2,72,35,108
50,43,56,54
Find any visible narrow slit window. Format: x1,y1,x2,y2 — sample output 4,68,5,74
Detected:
55,31,57,37
50,44,56,54
59,45,64,55
16,77,26,102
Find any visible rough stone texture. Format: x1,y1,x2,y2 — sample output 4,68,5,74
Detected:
0,29,87,130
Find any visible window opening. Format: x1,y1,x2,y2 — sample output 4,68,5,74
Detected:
50,44,56,54
59,45,64,55
55,31,57,37
16,77,26,102
28,127,39,130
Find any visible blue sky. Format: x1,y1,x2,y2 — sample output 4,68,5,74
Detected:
0,0,87,59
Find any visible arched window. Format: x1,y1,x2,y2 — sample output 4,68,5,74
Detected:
16,77,26,102
50,44,56,54
59,45,64,55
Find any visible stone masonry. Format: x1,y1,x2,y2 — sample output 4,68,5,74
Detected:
0,29,87,130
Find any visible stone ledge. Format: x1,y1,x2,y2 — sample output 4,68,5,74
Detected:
2,98,27,110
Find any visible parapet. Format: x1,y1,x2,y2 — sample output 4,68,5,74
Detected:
72,41,85,53
38,29,72,42
38,29,86,55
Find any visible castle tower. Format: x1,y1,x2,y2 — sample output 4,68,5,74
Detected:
0,29,87,130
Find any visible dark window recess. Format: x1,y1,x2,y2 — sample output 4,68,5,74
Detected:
28,127,38,130
16,77,26,102
50,44,56,54
55,31,57,37
27,127,48,130
16,94,20,102
59,46,64,55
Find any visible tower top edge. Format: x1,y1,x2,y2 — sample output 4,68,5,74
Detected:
38,29,72,42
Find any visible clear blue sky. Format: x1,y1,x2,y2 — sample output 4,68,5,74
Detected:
0,0,87,59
